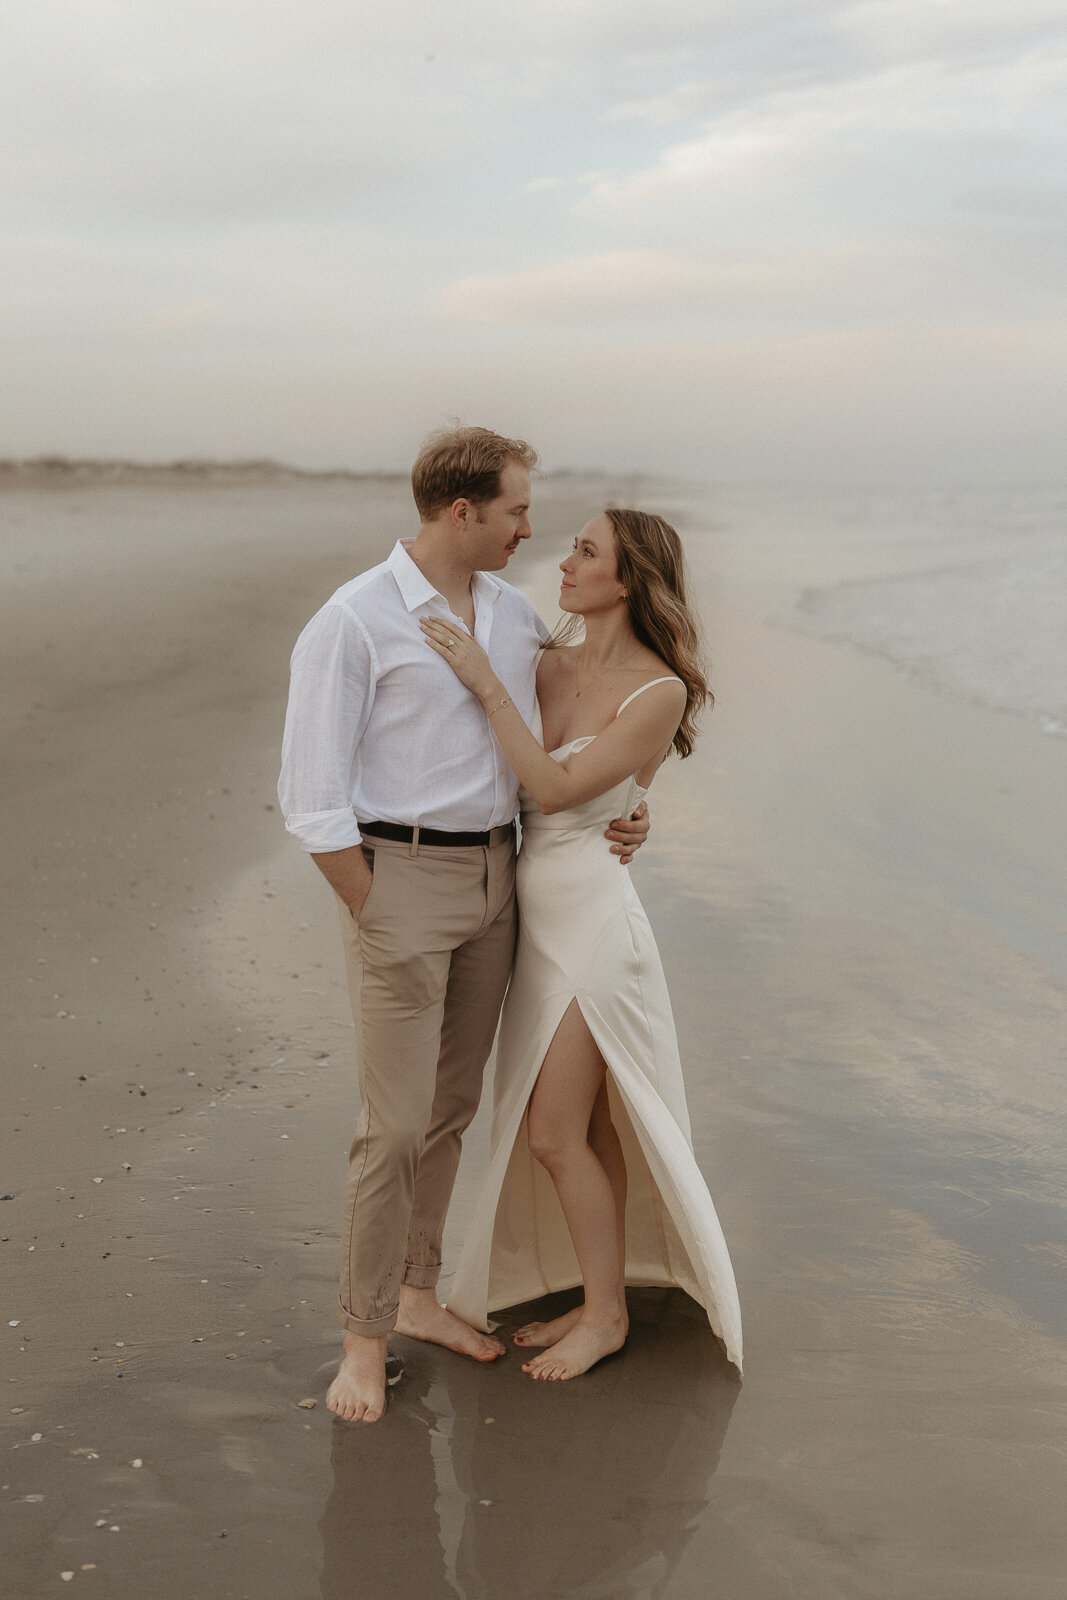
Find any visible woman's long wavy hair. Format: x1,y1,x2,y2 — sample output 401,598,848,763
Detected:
553,508,711,759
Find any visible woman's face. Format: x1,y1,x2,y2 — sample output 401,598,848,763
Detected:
559,515,626,616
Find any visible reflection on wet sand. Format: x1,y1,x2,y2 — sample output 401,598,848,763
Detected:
320,1288,739,1600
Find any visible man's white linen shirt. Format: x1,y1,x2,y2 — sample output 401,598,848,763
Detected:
279,540,549,852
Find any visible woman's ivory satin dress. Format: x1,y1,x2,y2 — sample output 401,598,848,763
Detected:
448,686,743,1370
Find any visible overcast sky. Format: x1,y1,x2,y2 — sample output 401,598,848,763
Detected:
3,0,1065,482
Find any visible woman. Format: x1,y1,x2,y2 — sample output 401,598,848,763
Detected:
420,509,742,1379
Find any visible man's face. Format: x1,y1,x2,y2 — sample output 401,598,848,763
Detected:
462,461,532,571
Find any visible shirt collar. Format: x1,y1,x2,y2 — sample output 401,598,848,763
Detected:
388,540,440,612
388,540,502,614
472,569,502,609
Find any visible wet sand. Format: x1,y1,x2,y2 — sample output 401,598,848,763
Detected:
3,470,1065,1598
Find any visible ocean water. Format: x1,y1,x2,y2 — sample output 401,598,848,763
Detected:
790,547,1067,737
656,484,1067,741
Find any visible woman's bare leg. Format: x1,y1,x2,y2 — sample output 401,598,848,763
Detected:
514,1082,628,1349
590,1080,628,1270
520,1001,629,1379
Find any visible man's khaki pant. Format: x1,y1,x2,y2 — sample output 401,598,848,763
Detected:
334,830,517,1336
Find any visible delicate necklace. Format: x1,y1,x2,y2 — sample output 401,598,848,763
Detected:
574,644,642,697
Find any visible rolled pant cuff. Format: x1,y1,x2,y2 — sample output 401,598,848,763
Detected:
336,1299,398,1338
402,1261,441,1290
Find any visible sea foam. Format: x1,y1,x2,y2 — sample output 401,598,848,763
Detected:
790,548,1067,737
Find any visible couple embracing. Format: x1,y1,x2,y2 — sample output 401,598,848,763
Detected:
278,426,742,1424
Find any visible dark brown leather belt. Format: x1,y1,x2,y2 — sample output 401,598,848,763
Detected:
359,820,515,848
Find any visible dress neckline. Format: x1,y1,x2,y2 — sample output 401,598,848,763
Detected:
543,677,683,757
547,735,595,756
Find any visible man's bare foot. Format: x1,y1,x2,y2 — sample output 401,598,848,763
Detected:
398,1286,506,1361
522,1312,628,1381
326,1331,389,1423
513,1306,582,1348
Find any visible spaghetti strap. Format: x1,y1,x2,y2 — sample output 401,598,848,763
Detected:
614,676,683,717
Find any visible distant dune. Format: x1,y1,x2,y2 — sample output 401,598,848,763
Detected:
0,455,405,485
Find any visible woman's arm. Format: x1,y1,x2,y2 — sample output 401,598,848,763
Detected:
420,617,684,813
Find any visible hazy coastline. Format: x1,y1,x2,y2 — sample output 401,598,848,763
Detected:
0,457,406,487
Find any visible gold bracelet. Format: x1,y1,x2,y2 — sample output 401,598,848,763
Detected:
487,695,511,718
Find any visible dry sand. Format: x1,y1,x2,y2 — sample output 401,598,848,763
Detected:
2,469,1065,1599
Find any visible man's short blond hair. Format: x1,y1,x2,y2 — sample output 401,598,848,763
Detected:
411,425,539,521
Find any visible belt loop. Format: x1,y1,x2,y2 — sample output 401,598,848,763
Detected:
409,824,420,859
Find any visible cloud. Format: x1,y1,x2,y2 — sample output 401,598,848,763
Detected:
839,0,1067,57
438,245,924,325
526,173,607,193
584,45,1067,222
605,83,737,128
0,2,494,228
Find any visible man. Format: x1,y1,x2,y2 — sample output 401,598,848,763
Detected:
278,426,649,1422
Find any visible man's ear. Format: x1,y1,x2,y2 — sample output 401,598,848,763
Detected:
450,497,471,531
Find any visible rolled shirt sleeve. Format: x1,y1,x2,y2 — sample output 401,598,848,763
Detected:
278,601,378,852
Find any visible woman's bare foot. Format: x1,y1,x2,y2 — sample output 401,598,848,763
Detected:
399,1286,506,1361
522,1312,628,1381
513,1306,582,1348
326,1331,389,1423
